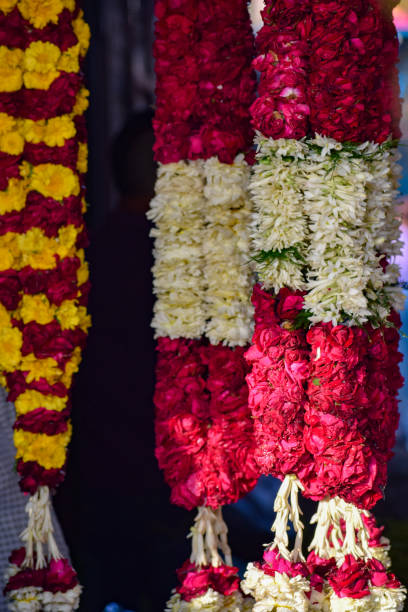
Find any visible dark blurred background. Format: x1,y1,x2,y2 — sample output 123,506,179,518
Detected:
52,1,408,611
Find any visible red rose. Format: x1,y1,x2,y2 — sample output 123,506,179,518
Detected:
44,558,79,594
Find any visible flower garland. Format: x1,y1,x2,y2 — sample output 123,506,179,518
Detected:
151,1,257,611
244,0,406,609
0,2,90,609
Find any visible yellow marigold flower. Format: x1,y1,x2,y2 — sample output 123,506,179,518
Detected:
20,294,55,325
0,47,23,69
17,228,56,270
22,119,45,144
0,245,15,271
61,347,81,387
77,256,89,285
62,0,75,10
17,0,64,29
0,303,11,328
58,44,80,73
14,425,72,470
0,131,24,156
19,160,32,179
23,70,60,90
0,327,22,372
44,116,75,147
0,178,27,214
0,0,18,14
77,142,88,174
15,389,68,415
56,224,79,257
56,300,80,330
25,41,61,73
81,197,87,214
0,373,6,386
78,306,91,333
73,12,90,56
0,48,23,92
0,113,16,135
20,354,61,384
71,87,89,116
31,164,79,200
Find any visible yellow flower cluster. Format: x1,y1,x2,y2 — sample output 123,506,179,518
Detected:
14,425,72,469
0,0,87,34
19,293,90,331
0,89,89,156
0,225,81,270
0,40,83,92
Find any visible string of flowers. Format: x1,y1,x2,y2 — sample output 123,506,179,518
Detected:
151,1,257,611
0,2,90,610
300,2,406,609
242,2,316,608
243,0,406,610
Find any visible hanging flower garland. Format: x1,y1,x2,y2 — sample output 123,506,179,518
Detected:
243,0,406,609
0,2,90,610
151,1,257,611
242,2,315,606
302,5,406,609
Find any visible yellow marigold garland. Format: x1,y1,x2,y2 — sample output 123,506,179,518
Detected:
0,2,90,609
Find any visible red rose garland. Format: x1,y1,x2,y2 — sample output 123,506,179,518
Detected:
242,4,314,606
151,1,257,610
155,338,257,511
0,2,90,610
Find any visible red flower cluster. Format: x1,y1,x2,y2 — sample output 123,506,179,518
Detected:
260,548,309,580
252,0,400,143
154,337,258,510
304,317,402,508
4,548,79,598
245,285,313,483
153,0,255,163
309,0,400,142
307,552,401,600
175,560,241,601
251,0,310,139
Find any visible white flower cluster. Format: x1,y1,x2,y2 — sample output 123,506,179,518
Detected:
241,563,310,612
6,586,81,612
329,585,406,612
6,587,43,612
203,156,254,346
149,157,254,344
302,136,404,325
250,134,404,325
250,135,307,292
166,589,253,612
148,160,207,339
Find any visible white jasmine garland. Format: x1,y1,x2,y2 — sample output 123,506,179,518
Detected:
41,586,82,611
166,589,253,612
241,563,310,612
301,136,405,324
329,592,373,612
5,588,42,612
250,135,307,292
202,156,254,346
301,137,383,325
148,161,207,339
369,585,407,611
